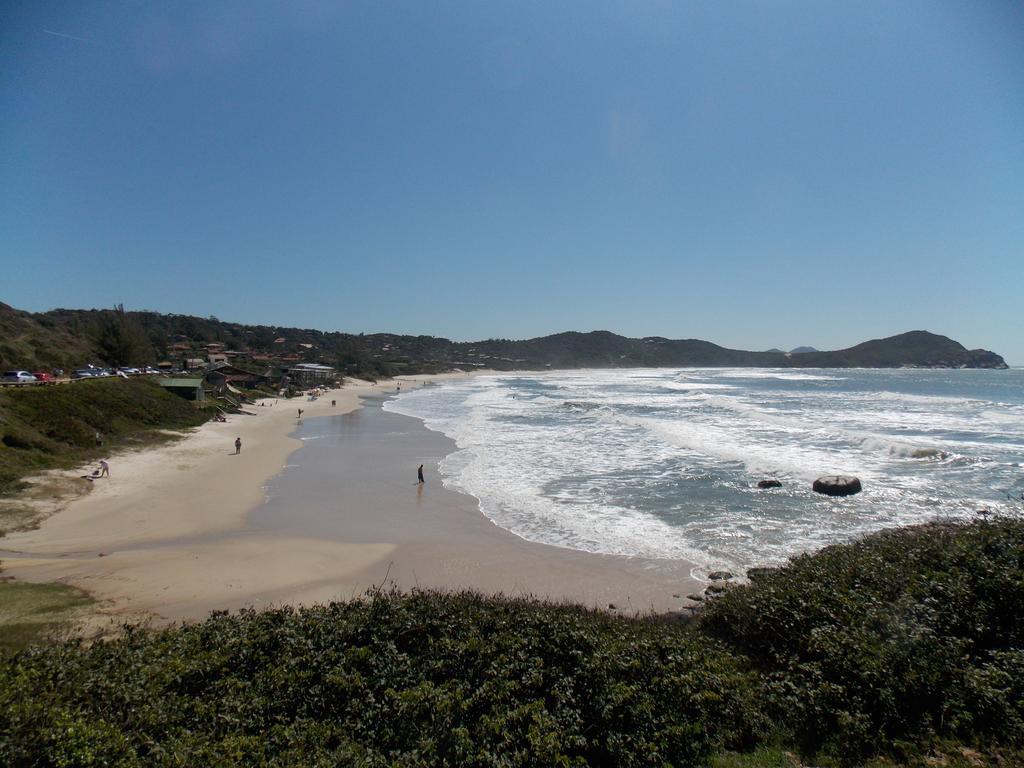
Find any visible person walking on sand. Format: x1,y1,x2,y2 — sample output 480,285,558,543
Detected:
417,464,425,484
98,459,109,477
234,437,242,454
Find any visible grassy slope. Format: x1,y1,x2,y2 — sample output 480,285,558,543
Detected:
0,302,97,372
0,581,94,651
0,377,208,499
1,520,1021,767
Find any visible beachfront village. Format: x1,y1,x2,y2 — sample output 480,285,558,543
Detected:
3,334,341,405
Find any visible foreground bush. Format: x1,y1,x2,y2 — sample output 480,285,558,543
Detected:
700,518,1024,762
3,520,1021,766
0,591,761,767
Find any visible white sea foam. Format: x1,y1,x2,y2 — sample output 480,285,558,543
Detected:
696,368,846,382
385,368,1024,573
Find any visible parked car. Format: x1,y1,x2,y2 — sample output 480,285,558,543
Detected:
3,371,37,383
72,369,96,379
32,372,55,382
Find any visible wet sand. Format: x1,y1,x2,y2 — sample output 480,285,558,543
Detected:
246,393,701,612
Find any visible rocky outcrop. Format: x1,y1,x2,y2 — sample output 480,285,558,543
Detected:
813,476,862,497
757,479,782,489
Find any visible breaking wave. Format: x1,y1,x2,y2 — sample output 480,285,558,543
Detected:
386,367,1024,574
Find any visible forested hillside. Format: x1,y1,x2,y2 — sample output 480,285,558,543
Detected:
0,303,1008,375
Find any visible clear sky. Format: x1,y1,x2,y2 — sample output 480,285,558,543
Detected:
2,1,1022,362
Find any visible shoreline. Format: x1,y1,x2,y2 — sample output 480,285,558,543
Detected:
0,372,701,630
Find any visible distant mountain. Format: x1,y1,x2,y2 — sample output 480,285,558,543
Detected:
764,348,785,354
790,346,818,354
0,303,1009,374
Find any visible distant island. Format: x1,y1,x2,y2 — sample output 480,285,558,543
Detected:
0,302,1008,376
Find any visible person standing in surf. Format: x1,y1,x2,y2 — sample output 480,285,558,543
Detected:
417,464,424,484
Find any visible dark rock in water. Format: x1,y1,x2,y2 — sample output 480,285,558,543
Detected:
686,593,704,602
757,479,782,489
746,567,774,581
708,571,733,581
813,475,862,497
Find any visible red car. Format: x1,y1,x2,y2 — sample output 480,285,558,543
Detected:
32,372,55,382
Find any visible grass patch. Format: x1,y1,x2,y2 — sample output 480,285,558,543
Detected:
0,501,42,537
0,580,94,651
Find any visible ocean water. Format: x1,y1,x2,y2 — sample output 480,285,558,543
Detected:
384,368,1024,577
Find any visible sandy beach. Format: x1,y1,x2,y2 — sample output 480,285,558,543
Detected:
1,374,701,630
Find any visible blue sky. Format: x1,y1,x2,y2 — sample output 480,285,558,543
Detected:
2,1,1022,362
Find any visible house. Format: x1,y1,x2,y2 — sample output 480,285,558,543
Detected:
287,363,335,387
207,353,229,365
183,358,205,370
205,364,270,390
156,378,204,401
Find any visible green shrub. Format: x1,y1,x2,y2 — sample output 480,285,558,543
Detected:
700,519,1024,762
3,521,1021,766
0,591,764,767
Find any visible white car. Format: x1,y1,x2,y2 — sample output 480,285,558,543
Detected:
3,370,37,383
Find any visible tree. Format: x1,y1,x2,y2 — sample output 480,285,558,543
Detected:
94,304,151,366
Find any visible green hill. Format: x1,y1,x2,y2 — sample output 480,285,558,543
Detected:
0,303,1008,373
